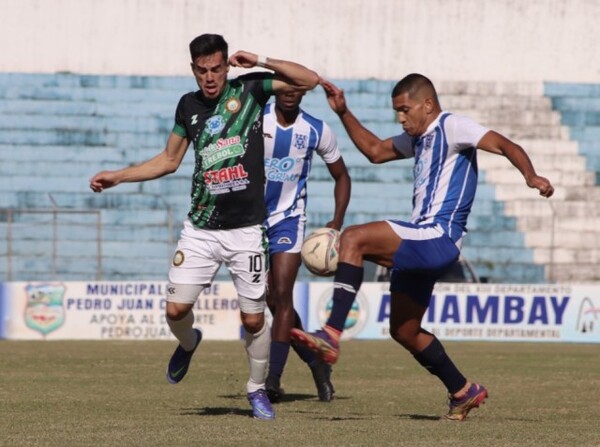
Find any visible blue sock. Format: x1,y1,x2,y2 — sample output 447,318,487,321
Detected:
413,337,467,394
268,341,291,379
326,262,364,332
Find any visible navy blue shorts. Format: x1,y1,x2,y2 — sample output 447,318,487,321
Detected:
265,215,305,257
387,221,460,307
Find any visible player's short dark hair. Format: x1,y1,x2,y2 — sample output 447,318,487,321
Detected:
391,73,437,101
189,34,228,61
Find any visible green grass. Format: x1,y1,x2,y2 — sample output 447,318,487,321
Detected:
1,340,599,446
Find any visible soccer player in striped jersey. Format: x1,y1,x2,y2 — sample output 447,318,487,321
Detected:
292,74,554,420
90,34,320,420
263,90,350,402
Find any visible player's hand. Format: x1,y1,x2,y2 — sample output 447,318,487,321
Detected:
228,51,258,68
527,175,554,198
325,219,343,231
89,171,119,193
320,78,348,116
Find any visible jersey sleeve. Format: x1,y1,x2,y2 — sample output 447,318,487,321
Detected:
391,133,415,158
316,121,342,164
445,114,489,150
172,94,189,138
237,72,276,104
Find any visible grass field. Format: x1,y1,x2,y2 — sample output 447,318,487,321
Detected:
1,340,599,447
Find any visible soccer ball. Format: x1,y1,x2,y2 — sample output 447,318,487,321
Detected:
301,227,340,277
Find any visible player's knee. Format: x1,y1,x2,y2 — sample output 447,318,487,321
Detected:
241,312,265,334
389,324,417,349
166,303,189,321
339,225,364,253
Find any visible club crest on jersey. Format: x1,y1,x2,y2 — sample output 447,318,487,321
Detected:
424,134,434,150
293,133,308,150
225,97,241,113
205,115,226,135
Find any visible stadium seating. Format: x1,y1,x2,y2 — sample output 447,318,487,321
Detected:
0,73,597,283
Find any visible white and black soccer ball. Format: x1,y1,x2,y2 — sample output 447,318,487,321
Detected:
301,227,340,277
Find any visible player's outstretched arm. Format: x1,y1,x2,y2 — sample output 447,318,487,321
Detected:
229,50,319,92
320,78,402,164
89,132,189,193
477,130,554,198
325,158,351,231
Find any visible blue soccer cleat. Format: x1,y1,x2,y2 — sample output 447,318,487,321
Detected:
166,328,202,384
247,389,276,420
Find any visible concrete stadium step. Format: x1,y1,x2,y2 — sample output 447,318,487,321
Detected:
478,152,586,171
0,84,186,103
437,81,544,96
0,113,172,134
545,82,600,97
0,72,191,90
0,190,177,210
547,264,600,282
0,129,166,148
483,167,595,186
0,99,175,118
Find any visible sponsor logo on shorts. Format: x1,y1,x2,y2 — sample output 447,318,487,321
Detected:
277,236,292,245
172,250,185,267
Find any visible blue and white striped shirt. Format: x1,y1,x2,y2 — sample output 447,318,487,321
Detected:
263,103,341,229
392,112,488,244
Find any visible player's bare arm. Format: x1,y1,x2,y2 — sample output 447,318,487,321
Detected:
325,158,351,230
477,130,554,198
89,132,189,193
321,78,403,164
228,50,319,92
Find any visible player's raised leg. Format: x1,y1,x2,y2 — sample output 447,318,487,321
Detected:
291,221,400,364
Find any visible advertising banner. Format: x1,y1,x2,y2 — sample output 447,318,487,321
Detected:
1,281,598,342
0,281,310,341
2,281,241,340
306,282,600,343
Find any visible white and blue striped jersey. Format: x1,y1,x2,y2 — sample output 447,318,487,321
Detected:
392,112,489,245
263,103,341,229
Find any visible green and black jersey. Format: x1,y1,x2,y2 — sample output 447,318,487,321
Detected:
173,73,274,229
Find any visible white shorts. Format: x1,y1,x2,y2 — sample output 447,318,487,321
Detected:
168,220,267,313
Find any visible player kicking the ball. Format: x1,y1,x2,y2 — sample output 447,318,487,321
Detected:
292,74,554,420
90,34,320,420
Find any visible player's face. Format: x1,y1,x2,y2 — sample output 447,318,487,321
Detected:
392,92,430,137
275,90,305,112
191,52,229,100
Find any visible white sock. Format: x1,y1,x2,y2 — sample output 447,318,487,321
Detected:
166,311,198,351
244,321,271,393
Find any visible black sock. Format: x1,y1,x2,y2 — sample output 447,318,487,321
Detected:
268,341,290,379
413,337,467,394
326,262,364,332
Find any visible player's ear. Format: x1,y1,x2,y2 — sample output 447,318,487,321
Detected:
424,97,434,114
